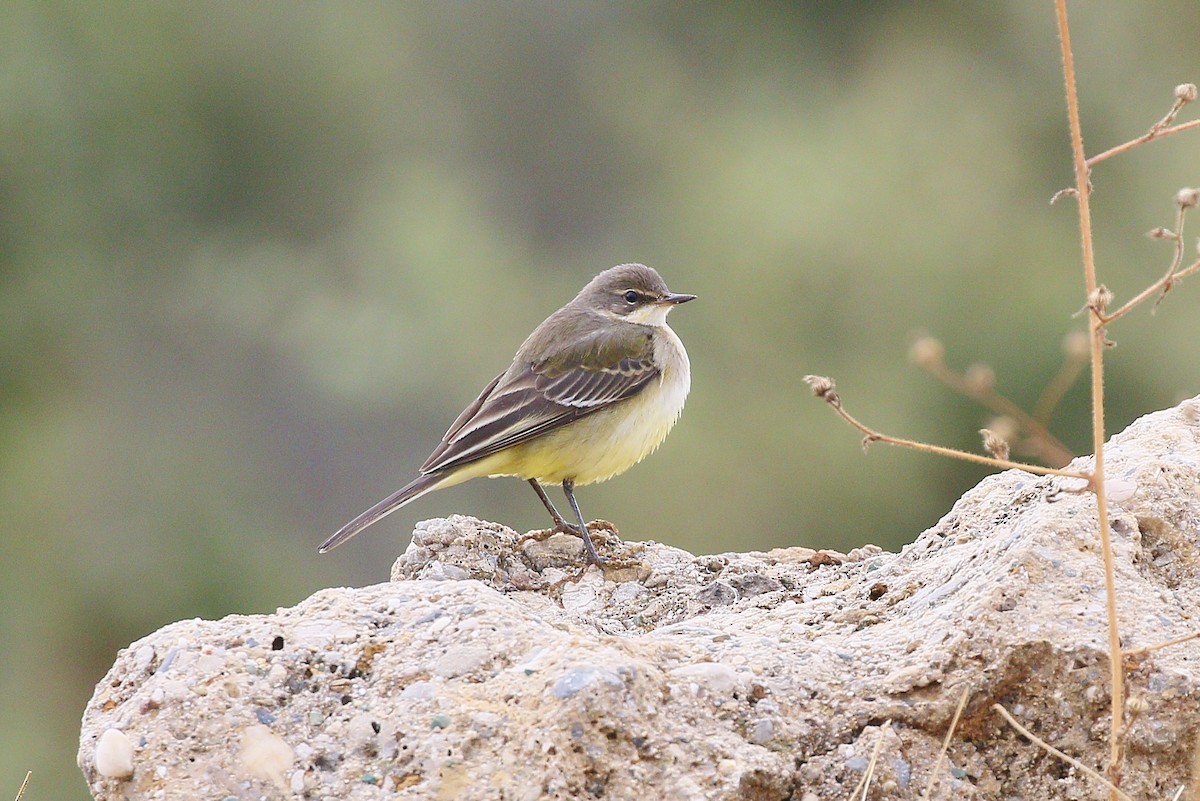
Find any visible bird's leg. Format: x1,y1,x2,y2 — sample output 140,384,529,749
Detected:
527,479,582,535
562,479,605,565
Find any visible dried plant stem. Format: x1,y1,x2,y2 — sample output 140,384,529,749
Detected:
14,772,30,801
993,704,1134,801
804,376,1090,481
1032,343,1088,426
921,360,1074,466
1099,190,1195,321
849,720,892,801
921,687,970,800
1055,1,1123,790
1087,118,1200,167
1122,630,1200,659
1099,251,1200,326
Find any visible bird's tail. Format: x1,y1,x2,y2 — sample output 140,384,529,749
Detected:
318,472,446,553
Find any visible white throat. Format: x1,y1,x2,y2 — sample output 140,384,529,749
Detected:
623,303,674,327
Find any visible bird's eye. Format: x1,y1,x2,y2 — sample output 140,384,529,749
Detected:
623,290,640,304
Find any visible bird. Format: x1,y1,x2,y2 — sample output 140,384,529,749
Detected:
319,263,695,564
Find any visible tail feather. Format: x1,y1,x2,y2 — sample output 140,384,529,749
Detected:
318,472,445,553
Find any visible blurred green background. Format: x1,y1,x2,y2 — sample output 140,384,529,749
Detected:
3,2,1199,797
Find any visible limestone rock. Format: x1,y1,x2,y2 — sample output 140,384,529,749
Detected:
79,398,1200,800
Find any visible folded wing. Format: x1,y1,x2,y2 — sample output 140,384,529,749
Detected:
420,324,658,474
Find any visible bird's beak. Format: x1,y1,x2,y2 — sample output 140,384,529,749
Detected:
661,292,697,305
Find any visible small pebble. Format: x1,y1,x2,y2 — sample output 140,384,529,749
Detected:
669,662,739,697
240,725,293,789
696,581,737,606
845,755,868,771
552,667,623,699
133,645,155,672
401,680,437,700
749,718,774,744
95,728,134,779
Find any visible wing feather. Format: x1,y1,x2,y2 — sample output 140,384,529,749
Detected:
419,322,659,475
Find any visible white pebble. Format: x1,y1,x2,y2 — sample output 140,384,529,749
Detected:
1105,477,1137,503
240,725,293,789
133,645,155,672
94,728,135,779
266,662,288,685
401,680,437,700
669,662,740,697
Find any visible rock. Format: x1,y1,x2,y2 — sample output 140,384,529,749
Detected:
79,398,1200,800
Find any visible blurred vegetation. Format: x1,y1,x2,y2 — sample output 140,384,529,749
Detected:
2,2,1198,797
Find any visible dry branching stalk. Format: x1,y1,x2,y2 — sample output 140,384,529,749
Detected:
993,704,1134,801
908,334,1076,467
1054,3,1124,790
1101,189,1200,323
1032,331,1090,425
920,687,970,800
809,5,1198,796
803,375,1091,481
1086,83,1200,167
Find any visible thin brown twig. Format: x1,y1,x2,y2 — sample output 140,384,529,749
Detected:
917,358,1075,467
1087,118,1200,167
804,376,1092,482
993,704,1134,801
921,687,970,800
1032,332,1090,426
1109,243,1186,321
1054,2,1123,790
1101,198,1198,324
1122,630,1200,659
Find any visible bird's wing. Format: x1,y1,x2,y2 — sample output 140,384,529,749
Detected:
419,325,659,474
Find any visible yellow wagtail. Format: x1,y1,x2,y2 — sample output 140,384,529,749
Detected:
319,263,694,563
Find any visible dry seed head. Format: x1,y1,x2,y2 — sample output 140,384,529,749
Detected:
1062,330,1090,360
979,428,1010,461
908,335,945,369
1088,285,1114,312
1125,694,1149,716
964,364,995,395
803,374,837,402
1176,187,1200,209
1175,83,1198,103
1147,226,1174,240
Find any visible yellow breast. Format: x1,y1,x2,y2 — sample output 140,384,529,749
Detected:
462,325,691,486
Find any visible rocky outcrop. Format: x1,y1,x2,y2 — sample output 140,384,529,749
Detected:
79,398,1200,800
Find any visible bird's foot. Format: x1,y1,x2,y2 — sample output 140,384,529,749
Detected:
519,521,616,565
569,520,622,566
